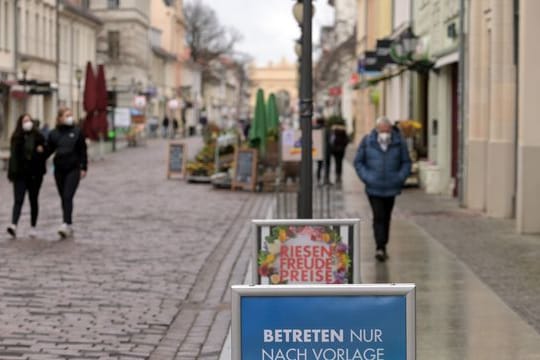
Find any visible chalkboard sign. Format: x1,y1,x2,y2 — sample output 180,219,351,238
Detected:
232,149,258,191
167,141,187,179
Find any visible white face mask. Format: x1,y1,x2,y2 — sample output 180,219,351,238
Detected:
378,132,391,143
22,121,33,132
64,116,74,126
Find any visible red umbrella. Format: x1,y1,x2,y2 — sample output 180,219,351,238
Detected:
83,62,97,114
94,64,109,137
82,62,98,139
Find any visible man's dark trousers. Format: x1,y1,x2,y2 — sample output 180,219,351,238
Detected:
368,195,396,251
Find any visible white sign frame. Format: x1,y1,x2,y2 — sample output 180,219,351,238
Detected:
252,219,361,285
231,284,416,360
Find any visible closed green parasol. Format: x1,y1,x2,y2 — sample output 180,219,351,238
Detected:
249,89,268,156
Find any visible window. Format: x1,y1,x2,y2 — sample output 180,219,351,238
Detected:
108,0,120,9
108,31,120,60
82,0,90,9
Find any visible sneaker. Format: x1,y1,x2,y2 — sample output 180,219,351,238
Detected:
375,249,388,262
28,227,37,239
6,224,17,239
58,224,73,239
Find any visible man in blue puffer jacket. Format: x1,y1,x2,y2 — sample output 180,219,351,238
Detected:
354,116,411,262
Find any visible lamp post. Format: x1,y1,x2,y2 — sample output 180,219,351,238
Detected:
20,60,31,112
111,76,117,152
293,0,314,219
75,68,83,122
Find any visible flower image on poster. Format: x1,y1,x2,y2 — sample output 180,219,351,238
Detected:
257,225,352,285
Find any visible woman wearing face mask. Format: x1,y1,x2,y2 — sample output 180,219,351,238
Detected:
46,107,87,239
353,116,411,262
6,114,47,239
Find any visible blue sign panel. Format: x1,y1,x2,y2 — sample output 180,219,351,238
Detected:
241,295,407,360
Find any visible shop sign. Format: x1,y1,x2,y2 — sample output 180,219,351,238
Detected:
358,51,382,73
375,39,394,66
231,284,416,360
252,219,361,285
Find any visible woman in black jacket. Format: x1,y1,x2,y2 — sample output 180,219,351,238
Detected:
46,107,88,239
6,113,47,239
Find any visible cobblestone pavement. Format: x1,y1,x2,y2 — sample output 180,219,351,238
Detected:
0,138,271,360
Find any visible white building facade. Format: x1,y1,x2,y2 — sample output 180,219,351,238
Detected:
58,1,101,122
0,0,16,147
90,0,151,108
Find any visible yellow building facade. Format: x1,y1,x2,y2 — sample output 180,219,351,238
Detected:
353,0,393,144
249,59,298,116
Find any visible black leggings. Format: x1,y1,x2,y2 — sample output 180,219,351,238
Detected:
332,150,345,179
54,169,81,225
12,176,44,226
368,195,396,251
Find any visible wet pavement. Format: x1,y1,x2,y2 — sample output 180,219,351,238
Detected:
340,161,540,359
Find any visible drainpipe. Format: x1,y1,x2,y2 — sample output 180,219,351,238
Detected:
512,0,519,216
457,0,466,206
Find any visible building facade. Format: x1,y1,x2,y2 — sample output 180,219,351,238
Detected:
518,0,540,233
250,59,298,126
12,0,58,133
413,0,461,196
464,0,539,233
353,0,393,143
384,0,412,125
0,0,16,147
90,0,151,109
58,0,102,122
150,0,185,121
465,0,516,218
149,27,178,123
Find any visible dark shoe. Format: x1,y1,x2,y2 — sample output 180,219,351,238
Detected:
375,249,388,262
7,224,17,239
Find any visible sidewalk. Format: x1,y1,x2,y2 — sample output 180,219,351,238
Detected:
345,148,540,333
339,160,540,358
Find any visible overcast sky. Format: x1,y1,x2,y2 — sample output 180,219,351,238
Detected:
201,0,335,65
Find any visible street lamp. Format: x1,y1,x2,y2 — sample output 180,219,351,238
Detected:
293,0,314,219
110,76,117,152
294,39,302,58
292,1,315,24
75,68,83,122
20,60,31,112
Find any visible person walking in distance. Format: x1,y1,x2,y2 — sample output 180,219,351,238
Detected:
172,118,179,139
354,116,411,262
162,116,170,139
329,120,349,184
6,114,47,239
46,108,88,239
